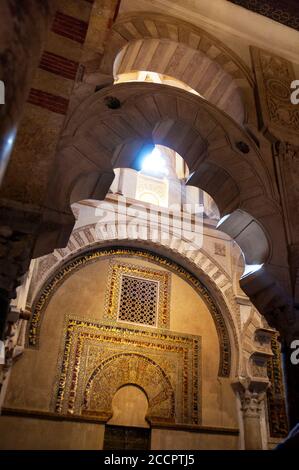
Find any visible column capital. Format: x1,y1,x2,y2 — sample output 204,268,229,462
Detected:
233,378,269,418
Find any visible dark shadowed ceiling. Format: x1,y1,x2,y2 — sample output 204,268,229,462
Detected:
228,0,299,31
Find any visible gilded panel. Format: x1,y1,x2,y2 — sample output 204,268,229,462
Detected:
267,334,288,438
53,317,201,425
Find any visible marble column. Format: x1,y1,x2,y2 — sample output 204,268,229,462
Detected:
235,380,268,450
0,0,57,183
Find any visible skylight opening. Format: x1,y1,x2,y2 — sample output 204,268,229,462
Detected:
141,146,169,177
242,263,264,277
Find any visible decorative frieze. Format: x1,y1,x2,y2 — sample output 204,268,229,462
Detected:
267,335,288,438
251,47,299,141
275,142,299,241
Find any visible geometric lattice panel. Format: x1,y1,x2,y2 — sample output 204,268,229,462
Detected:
118,275,158,326
54,317,201,425
104,261,171,329
228,1,299,32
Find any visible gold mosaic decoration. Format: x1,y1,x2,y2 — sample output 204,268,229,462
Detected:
54,317,201,425
267,334,288,438
104,262,170,328
28,247,231,377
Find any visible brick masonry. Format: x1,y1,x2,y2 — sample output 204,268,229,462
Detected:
52,11,89,44
28,89,69,115
39,51,79,81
